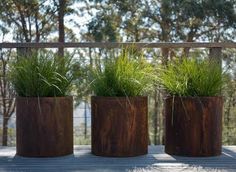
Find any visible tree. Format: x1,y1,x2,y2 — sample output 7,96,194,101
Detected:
58,0,66,56
0,48,15,146
142,0,236,55
0,0,58,42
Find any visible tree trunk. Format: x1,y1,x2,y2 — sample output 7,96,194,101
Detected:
182,28,197,57
35,8,40,43
2,116,9,146
58,0,65,57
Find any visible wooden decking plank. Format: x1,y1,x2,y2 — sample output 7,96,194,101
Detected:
0,146,236,172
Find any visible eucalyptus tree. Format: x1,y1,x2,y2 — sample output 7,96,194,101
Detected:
142,0,236,55
0,0,58,42
52,0,78,56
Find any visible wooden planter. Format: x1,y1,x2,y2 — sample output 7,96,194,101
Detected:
16,97,73,157
91,96,148,157
164,96,223,157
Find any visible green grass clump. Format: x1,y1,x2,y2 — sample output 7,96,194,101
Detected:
9,52,74,97
91,48,155,97
158,58,224,97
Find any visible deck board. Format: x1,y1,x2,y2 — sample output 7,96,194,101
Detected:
0,146,236,172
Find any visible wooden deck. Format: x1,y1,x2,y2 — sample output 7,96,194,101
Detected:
0,145,236,172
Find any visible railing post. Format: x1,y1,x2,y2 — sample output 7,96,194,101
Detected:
17,48,31,58
209,47,223,96
209,47,222,68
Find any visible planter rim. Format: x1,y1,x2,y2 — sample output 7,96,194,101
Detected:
16,96,73,99
91,96,147,101
91,96,147,98
165,96,222,100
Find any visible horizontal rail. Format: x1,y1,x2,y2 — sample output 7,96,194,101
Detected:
1,42,236,48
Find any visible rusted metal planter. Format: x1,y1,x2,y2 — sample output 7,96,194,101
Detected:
91,96,148,157
16,97,73,157
164,96,223,157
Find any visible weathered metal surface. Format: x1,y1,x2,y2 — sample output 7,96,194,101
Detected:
91,96,148,157
164,96,223,157
0,146,236,172
16,97,73,157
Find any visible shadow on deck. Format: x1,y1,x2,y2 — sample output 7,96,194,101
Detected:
0,146,236,172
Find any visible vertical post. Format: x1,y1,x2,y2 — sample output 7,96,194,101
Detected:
153,89,158,145
209,47,224,143
209,47,222,68
161,48,169,145
17,48,29,58
84,101,87,139
89,48,93,68
161,48,169,65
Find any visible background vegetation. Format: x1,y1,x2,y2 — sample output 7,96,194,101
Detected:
0,0,236,146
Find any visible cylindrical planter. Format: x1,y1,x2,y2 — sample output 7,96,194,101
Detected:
16,96,73,157
91,96,148,157
165,96,223,157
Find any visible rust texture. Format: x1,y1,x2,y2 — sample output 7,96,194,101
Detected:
91,96,148,157
165,96,223,157
16,97,73,157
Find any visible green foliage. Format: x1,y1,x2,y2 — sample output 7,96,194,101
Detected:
9,52,74,97
158,58,224,97
87,11,119,42
91,48,155,97
74,136,91,145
